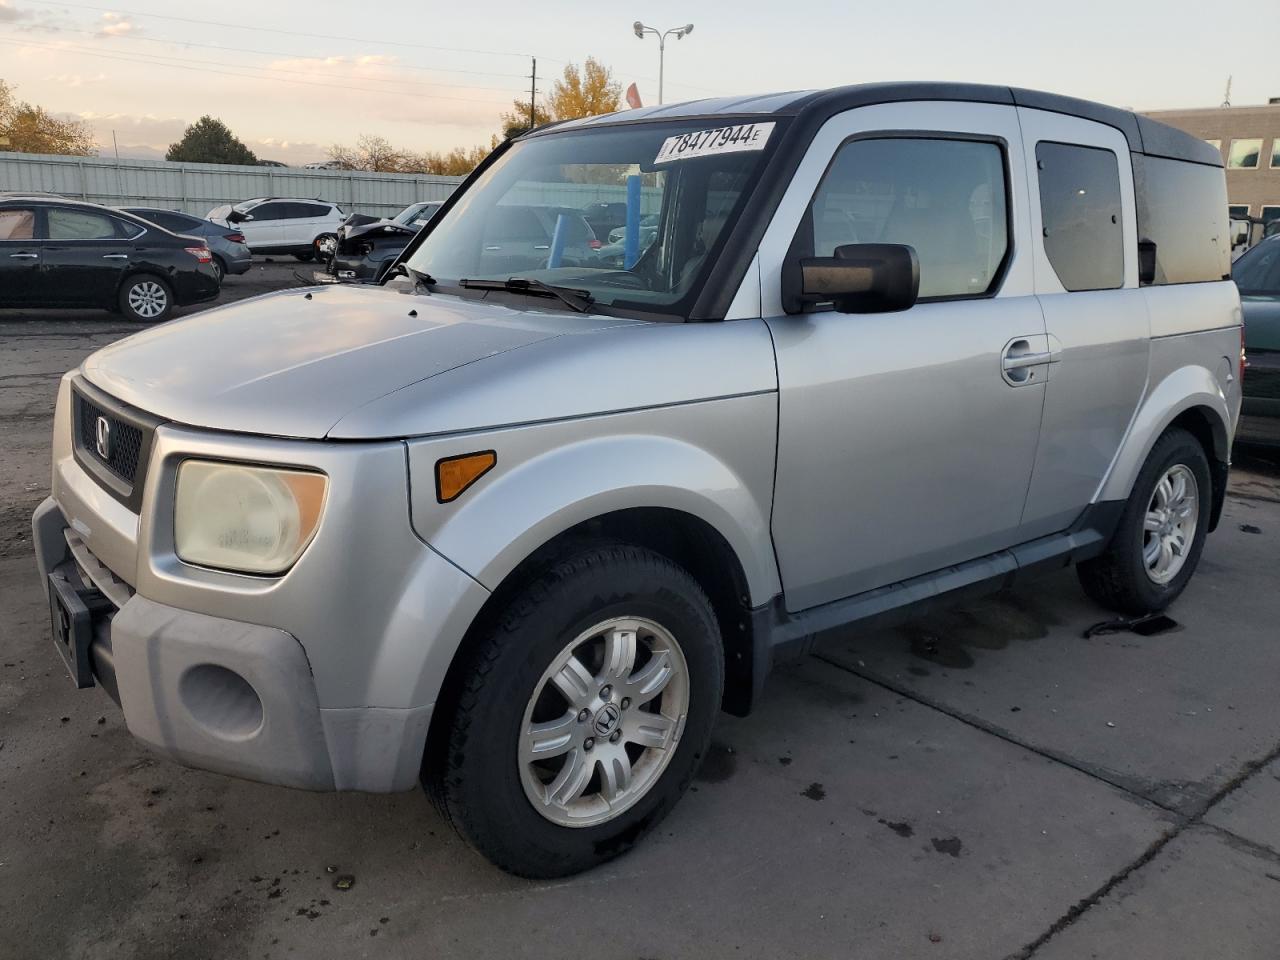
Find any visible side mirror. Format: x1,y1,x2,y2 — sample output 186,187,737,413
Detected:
1138,240,1157,286
789,243,919,314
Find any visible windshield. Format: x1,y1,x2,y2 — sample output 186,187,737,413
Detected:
406,118,780,317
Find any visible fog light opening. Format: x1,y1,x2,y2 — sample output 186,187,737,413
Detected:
179,664,264,740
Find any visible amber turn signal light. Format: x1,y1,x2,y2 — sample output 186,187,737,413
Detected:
435,450,497,503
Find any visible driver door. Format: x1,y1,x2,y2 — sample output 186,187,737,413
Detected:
760,102,1049,612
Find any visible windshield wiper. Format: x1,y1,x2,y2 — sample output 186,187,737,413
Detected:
458,276,594,313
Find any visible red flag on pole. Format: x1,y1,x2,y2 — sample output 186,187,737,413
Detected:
625,82,643,109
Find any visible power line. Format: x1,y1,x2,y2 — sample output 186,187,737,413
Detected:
0,37,516,104
11,31,522,95
14,24,533,85
17,0,559,61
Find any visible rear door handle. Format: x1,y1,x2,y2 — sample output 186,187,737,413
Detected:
8,252,38,259
102,254,129,260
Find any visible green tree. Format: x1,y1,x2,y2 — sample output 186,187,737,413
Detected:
165,116,257,165
500,57,621,137
0,79,96,156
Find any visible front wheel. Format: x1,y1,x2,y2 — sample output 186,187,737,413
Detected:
1077,427,1212,614
425,543,723,878
118,274,174,323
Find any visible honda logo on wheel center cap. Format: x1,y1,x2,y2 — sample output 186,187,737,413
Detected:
94,416,111,460
593,702,621,737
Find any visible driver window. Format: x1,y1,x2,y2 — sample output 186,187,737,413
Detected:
804,137,1010,299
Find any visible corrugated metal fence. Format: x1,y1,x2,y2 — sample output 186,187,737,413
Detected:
0,151,465,218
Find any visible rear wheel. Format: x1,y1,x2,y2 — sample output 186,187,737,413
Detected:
211,256,225,284
118,274,174,323
1077,427,1212,614
425,542,723,878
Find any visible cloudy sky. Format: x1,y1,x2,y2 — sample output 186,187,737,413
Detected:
0,0,1275,163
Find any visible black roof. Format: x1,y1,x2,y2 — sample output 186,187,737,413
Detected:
539,81,1220,167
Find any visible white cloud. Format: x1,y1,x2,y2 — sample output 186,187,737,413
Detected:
47,72,108,88
0,0,30,23
98,12,138,37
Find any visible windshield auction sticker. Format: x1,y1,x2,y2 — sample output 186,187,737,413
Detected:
653,122,776,164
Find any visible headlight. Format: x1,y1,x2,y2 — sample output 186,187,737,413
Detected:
174,460,328,575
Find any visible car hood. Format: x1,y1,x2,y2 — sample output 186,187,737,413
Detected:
81,284,629,439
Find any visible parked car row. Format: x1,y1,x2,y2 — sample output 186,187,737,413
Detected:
0,195,220,322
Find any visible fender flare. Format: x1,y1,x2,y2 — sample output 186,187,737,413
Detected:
1098,363,1231,506
410,432,782,607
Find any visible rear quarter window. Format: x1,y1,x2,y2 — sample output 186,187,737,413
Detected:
1134,155,1230,284
1035,141,1124,292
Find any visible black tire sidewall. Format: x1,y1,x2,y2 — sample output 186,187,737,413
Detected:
1113,431,1212,610
444,549,722,877
118,274,173,323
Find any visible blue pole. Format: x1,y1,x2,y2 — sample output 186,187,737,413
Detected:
547,212,569,269
624,174,642,269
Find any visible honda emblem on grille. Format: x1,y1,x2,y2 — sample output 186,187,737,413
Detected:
94,416,111,460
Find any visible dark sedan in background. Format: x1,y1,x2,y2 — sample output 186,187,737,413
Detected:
0,196,219,322
1234,234,1280,444
121,207,253,282
328,201,441,282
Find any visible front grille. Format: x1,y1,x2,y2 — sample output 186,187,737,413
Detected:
76,392,144,484
70,380,162,511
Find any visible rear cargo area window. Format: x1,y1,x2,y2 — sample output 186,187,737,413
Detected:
1135,155,1230,285
1035,142,1123,292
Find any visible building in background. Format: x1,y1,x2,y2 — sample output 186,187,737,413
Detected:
1144,99,1280,230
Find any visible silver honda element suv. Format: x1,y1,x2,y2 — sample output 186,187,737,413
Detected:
33,82,1242,877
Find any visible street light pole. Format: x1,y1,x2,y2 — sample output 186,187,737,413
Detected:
632,21,694,105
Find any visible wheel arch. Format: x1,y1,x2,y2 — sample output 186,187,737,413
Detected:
1099,365,1232,530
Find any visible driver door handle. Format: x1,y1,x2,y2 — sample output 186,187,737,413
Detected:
9,252,38,259
1002,350,1053,371
102,254,129,260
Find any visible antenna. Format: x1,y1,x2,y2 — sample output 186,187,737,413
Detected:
1221,75,1232,108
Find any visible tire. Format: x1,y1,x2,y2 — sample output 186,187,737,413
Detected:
1077,427,1212,615
118,274,174,323
425,542,723,878
211,256,225,284
313,233,337,264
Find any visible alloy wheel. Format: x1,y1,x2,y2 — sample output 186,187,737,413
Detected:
127,281,168,320
1143,463,1199,585
518,616,689,828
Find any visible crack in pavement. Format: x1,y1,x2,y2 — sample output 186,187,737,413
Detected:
813,651,1280,958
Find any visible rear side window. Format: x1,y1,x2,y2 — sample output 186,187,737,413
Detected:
1134,155,1230,284
150,211,201,232
1035,142,1123,292
803,137,1010,299
248,202,286,221
0,208,36,240
47,207,121,240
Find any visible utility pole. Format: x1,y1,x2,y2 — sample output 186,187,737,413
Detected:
529,57,537,128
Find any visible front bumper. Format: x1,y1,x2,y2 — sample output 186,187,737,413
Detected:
34,380,492,792
331,252,386,282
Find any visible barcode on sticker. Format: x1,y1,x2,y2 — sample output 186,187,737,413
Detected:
654,122,776,164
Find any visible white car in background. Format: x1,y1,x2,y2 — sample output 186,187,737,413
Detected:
206,198,346,262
